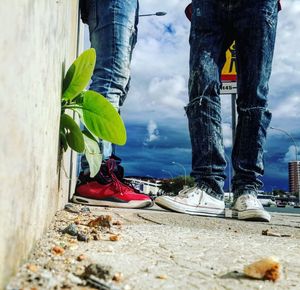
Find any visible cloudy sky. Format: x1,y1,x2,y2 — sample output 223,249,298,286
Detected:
85,0,300,192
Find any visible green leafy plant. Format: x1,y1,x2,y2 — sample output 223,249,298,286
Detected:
60,48,127,177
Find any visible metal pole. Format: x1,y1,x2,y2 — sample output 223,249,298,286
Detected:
161,169,173,179
230,93,237,178
231,93,237,146
224,153,232,192
270,126,298,162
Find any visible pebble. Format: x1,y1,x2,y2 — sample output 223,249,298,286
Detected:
81,206,91,213
109,234,120,241
77,233,88,242
51,246,65,255
112,272,124,282
77,254,86,261
64,204,80,214
62,224,78,236
26,264,38,273
82,263,112,280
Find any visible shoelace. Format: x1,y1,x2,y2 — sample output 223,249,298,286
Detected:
106,159,124,194
178,185,197,198
104,159,138,195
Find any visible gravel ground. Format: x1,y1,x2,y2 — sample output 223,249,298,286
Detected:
6,204,300,290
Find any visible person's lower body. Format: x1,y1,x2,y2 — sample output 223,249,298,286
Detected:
73,0,153,208
156,0,278,221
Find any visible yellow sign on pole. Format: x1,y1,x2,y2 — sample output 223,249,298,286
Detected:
221,42,237,81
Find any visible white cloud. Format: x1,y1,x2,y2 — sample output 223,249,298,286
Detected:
148,75,186,109
222,123,233,148
272,94,300,119
268,0,300,131
144,120,159,145
284,145,300,162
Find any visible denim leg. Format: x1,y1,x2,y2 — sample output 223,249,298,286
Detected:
81,0,138,171
187,0,233,196
231,0,278,192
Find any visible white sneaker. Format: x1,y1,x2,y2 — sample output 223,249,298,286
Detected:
231,194,271,222
155,186,225,217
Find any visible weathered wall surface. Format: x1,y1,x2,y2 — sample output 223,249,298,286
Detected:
0,1,80,288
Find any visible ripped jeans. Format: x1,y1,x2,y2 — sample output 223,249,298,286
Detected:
186,0,278,197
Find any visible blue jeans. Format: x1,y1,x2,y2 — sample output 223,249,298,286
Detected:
81,0,139,171
186,0,278,197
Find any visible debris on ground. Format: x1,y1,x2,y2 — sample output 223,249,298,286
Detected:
51,245,65,255
77,232,89,242
112,272,124,283
62,223,79,236
109,234,121,241
87,274,121,290
6,205,125,290
26,264,38,273
262,229,292,238
82,263,113,280
77,254,86,261
244,256,281,282
88,215,112,228
156,274,168,279
64,203,80,214
81,206,91,213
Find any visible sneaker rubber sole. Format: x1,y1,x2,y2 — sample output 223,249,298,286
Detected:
155,197,225,217
72,194,153,209
232,209,271,222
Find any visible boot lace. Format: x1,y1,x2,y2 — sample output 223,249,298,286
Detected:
178,186,197,198
101,159,137,195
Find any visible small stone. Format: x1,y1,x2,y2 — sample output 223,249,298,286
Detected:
112,272,124,282
77,233,88,242
81,263,112,280
81,206,91,213
87,215,112,228
64,204,80,214
109,234,120,241
62,224,78,236
77,254,86,261
156,274,167,279
51,246,65,255
26,264,38,272
112,220,123,226
93,233,101,241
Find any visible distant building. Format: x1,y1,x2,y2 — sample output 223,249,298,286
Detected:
288,161,300,194
124,177,162,196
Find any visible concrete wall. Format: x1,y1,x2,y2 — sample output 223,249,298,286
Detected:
0,1,81,288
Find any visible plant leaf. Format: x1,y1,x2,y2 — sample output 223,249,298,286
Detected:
83,131,102,178
72,107,99,142
60,113,85,152
62,48,96,101
82,90,127,145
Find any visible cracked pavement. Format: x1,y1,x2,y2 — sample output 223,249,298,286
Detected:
7,204,300,290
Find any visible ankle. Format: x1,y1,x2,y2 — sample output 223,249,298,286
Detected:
198,183,224,201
